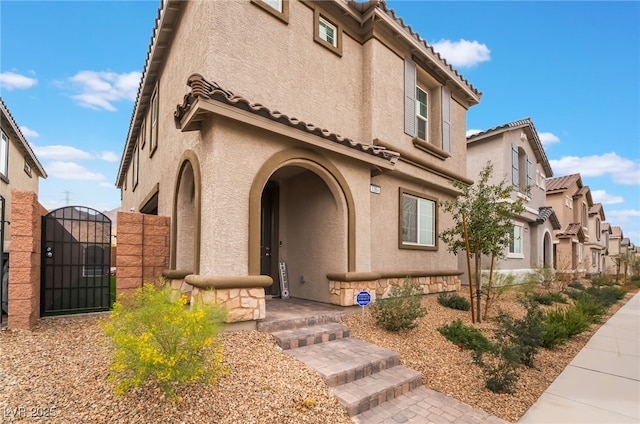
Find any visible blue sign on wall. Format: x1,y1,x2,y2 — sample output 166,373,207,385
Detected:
356,290,371,306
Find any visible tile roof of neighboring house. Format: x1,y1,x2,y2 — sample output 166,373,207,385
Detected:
621,238,630,247
175,74,401,164
557,223,585,241
537,206,561,229
546,173,582,192
589,203,606,220
574,185,593,205
611,226,623,238
0,97,47,178
602,223,611,233
466,118,553,177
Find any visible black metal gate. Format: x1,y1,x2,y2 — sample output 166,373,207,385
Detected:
41,206,112,316
0,195,7,326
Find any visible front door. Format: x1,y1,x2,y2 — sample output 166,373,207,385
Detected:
261,183,279,296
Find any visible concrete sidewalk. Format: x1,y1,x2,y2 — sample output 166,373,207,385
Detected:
518,290,640,424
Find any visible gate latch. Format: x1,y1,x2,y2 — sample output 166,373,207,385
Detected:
46,246,53,258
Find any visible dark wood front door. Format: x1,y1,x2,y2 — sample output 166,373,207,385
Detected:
261,182,279,296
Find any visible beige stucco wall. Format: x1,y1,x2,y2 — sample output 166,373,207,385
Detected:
0,132,40,252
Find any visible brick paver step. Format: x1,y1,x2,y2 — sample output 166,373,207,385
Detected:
271,322,350,350
352,386,511,424
332,365,423,416
257,311,347,333
285,338,401,387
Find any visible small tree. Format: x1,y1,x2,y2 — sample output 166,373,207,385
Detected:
440,162,525,323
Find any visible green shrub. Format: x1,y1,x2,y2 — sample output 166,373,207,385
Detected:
590,275,615,288
437,319,493,354
530,292,567,305
370,278,427,331
437,292,471,311
541,306,591,348
102,282,228,398
568,280,586,291
493,301,543,368
573,296,607,323
585,285,625,307
474,346,520,394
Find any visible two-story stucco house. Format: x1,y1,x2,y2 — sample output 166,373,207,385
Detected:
0,97,47,317
115,0,481,321
586,202,607,276
465,118,560,282
546,173,594,276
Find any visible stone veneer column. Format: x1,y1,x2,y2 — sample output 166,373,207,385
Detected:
8,190,47,330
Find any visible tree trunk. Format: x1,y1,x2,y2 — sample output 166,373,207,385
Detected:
483,255,496,320
475,251,482,323
462,213,475,323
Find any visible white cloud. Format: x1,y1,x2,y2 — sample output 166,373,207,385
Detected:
549,152,640,186
98,151,120,162
99,182,116,188
69,70,141,111
19,126,39,138
46,162,105,181
466,129,482,137
591,190,624,205
538,132,560,145
431,39,490,68
0,71,37,90
33,145,93,161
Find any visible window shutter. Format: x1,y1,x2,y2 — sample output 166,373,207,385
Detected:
511,144,519,188
526,156,533,194
441,86,451,153
404,58,416,136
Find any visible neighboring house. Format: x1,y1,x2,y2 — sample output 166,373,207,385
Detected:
0,97,47,317
586,202,607,276
600,222,612,273
606,225,623,276
465,118,560,282
546,173,594,276
115,0,481,317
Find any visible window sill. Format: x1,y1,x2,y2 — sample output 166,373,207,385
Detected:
412,137,450,161
251,0,289,24
0,174,8,184
507,253,524,259
399,242,437,251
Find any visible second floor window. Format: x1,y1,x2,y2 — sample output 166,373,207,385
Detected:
416,87,428,141
150,86,158,156
318,16,337,47
0,129,8,178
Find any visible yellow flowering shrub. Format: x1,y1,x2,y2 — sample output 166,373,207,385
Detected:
102,282,228,398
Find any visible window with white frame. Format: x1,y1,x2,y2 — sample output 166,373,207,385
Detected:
0,129,8,178
318,16,336,47
512,144,532,195
591,251,597,267
416,86,428,141
401,191,436,248
565,195,573,209
509,224,523,255
251,0,288,23
578,243,583,263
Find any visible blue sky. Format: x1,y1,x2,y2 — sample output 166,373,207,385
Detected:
1,0,638,245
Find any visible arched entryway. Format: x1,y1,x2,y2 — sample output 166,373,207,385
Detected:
249,149,354,304
171,150,201,274
542,231,553,268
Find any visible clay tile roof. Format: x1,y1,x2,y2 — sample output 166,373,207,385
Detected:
557,223,585,241
602,223,611,233
621,238,630,247
175,74,400,163
537,206,561,230
611,226,622,238
377,1,482,101
546,173,582,192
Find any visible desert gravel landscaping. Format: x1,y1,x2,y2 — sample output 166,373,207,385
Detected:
1,281,637,423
